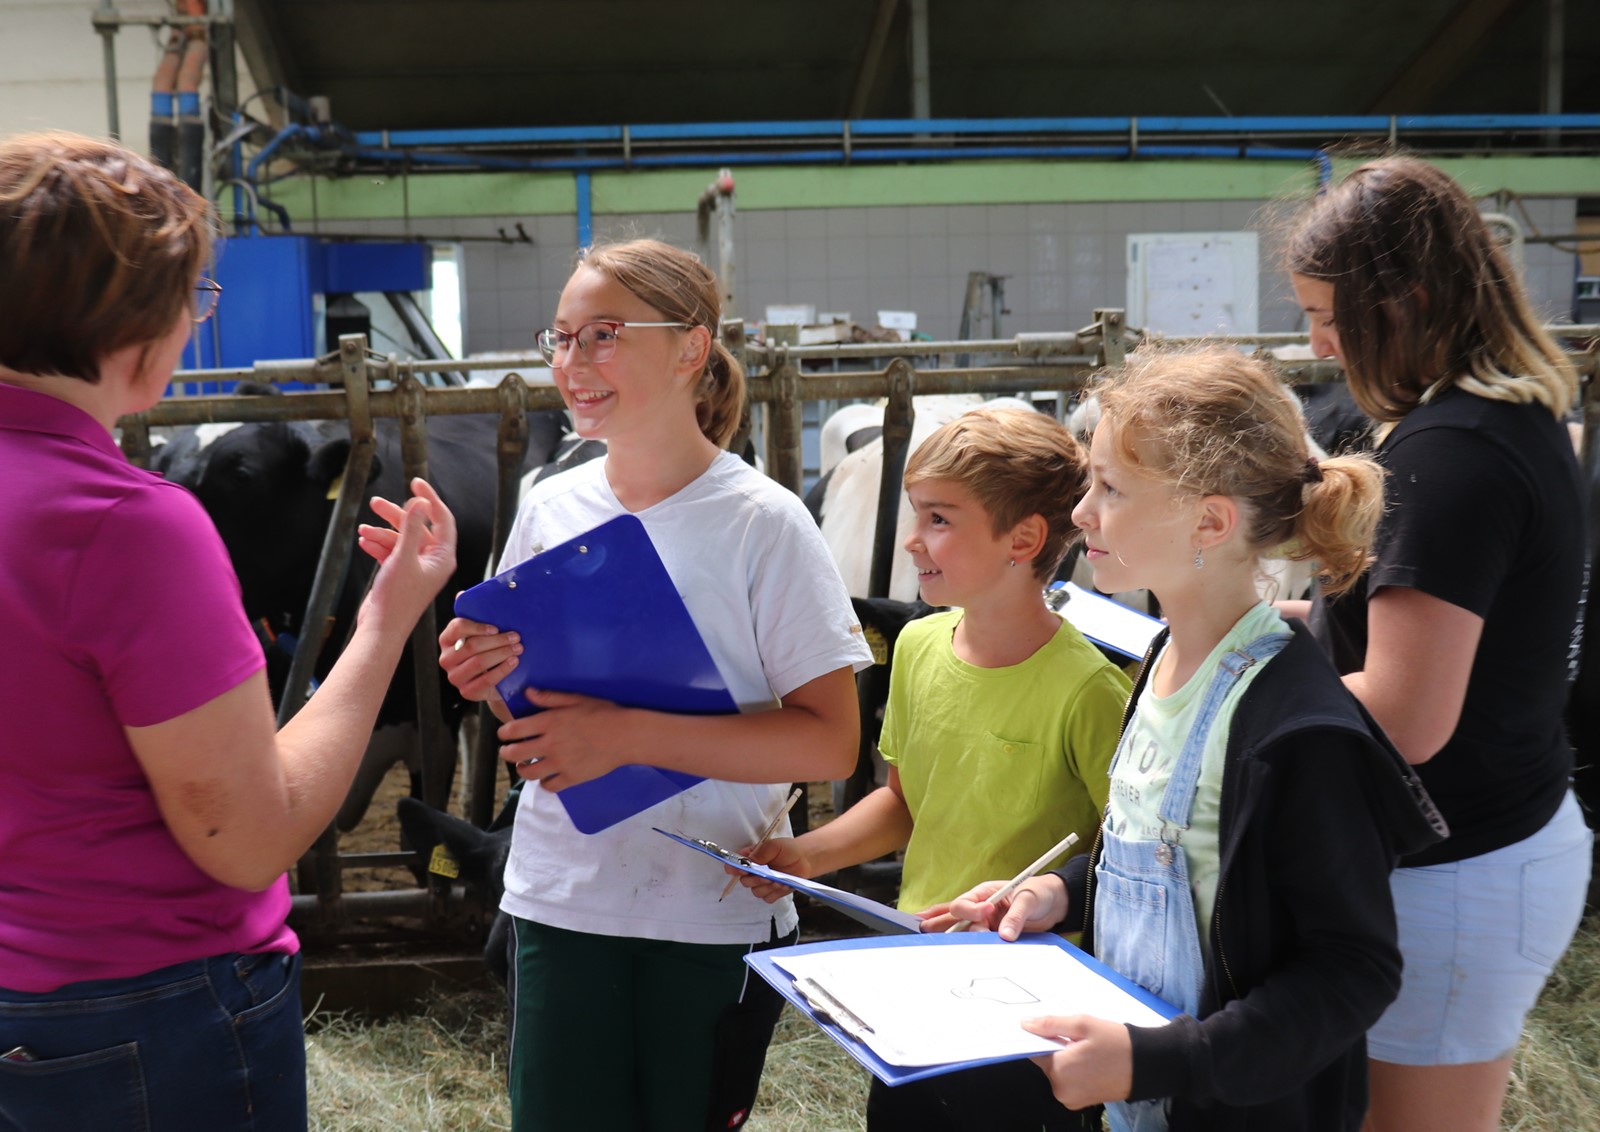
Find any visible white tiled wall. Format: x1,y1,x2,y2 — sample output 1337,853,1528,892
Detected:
0,1,160,146
442,197,1579,355
0,0,264,157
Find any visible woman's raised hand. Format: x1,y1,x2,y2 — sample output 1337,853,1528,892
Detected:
356,477,457,630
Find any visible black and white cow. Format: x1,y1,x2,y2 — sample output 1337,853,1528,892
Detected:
801,405,887,526
162,400,568,829
396,792,516,982
1293,380,1375,456
818,402,885,477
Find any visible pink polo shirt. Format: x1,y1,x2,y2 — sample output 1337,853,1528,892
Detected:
0,382,292,993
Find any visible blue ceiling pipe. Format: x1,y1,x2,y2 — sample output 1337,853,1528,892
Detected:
235,111,1597,233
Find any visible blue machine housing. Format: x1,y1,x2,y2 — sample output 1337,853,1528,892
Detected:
186,235,430,382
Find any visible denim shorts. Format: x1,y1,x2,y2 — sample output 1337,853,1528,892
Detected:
1368,791,1592,1066
0,950,306,1132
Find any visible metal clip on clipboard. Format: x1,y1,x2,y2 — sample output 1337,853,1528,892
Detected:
791,977,876,1042
688,837,747,865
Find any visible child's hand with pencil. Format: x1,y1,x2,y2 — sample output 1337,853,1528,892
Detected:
935,831,1078,937
718,787,803,902
722,834,817,904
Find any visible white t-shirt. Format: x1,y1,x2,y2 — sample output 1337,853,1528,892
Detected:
498,450,874,944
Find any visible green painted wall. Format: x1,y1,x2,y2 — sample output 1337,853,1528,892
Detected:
270,170,574,220
266,155,1600,222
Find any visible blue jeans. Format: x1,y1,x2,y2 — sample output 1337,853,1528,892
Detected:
0,951,306,1132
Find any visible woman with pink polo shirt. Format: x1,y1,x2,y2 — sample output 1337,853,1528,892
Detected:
0,132,456,1131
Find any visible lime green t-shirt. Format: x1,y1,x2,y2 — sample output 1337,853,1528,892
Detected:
1105,601,1290,956
879,609,1132,913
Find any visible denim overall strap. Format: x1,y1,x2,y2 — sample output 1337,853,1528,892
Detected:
1153,632,1290,845
1097,629,1288,1132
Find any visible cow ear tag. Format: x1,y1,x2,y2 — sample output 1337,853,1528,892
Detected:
428,844,461,879
324,470,345,501
861,624,888,666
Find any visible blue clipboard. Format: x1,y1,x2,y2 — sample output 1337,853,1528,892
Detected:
654,828,923,935
746,932,1179,1087
454,513,737,834
1049,581,1163,661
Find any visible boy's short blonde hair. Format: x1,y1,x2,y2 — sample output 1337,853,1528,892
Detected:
904,406,1088,582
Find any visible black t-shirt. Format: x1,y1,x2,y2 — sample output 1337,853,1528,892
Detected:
1311,388,1585,867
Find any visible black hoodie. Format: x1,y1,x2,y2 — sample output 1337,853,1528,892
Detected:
1051,621,1446,1132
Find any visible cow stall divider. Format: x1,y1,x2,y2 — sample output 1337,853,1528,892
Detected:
118,317,1600,982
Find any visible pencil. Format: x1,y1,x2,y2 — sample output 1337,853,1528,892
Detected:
717,786,804,902
945,830,1080,933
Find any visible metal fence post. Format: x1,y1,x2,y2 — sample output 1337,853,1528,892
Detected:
766,349,803,495
293,333,377,922
396,373,452,814
1093,308,1127,369
868,357,916,600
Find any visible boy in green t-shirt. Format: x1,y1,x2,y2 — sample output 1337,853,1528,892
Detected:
737,406,1130,1132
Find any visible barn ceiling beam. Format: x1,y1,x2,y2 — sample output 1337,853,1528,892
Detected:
1542,0,1565,113
234,0,303,127
909,0,931,119
847,0,901,120
1366,0,1530,113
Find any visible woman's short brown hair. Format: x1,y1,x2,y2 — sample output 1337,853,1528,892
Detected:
0,131,214,383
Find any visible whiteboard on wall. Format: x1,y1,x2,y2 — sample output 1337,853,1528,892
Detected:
1126,232,1258,336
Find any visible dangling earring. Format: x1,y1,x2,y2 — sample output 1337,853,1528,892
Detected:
1193,547,1204,570
1008,558,1017,568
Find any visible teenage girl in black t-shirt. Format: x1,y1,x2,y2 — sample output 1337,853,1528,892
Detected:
1283,156,1592,1132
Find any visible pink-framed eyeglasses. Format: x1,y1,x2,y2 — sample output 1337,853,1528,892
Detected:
535,320,692,365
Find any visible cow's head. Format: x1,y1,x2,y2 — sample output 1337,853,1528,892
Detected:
183,421,381,631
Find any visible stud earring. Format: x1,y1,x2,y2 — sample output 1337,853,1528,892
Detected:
1193,548,1205,570
1008,558,1017,568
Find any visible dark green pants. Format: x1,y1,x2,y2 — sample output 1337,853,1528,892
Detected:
507,916,789,1132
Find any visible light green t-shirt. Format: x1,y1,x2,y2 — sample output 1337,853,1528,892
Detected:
879,609,1132,913
1104,601,1290,955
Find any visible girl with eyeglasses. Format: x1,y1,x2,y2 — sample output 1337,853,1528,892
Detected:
440,238,871,1132
0,132,457,1131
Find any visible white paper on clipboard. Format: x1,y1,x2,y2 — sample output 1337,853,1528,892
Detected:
1054,582,1162,660
766,936,1175,1072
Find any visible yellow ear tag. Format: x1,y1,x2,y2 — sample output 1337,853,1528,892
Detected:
324,470,345,501
427,843,461,880
863,624,889,667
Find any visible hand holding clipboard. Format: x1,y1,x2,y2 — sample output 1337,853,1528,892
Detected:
452,513,738,834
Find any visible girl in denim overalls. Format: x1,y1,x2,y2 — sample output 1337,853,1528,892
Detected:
950,346,1445,1132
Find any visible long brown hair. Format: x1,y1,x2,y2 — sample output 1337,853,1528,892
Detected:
0,131,213,383
1097,345,1385,596
1287,156,1574,422
577,239,745,448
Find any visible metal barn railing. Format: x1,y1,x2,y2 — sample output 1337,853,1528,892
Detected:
119,313,1600,940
